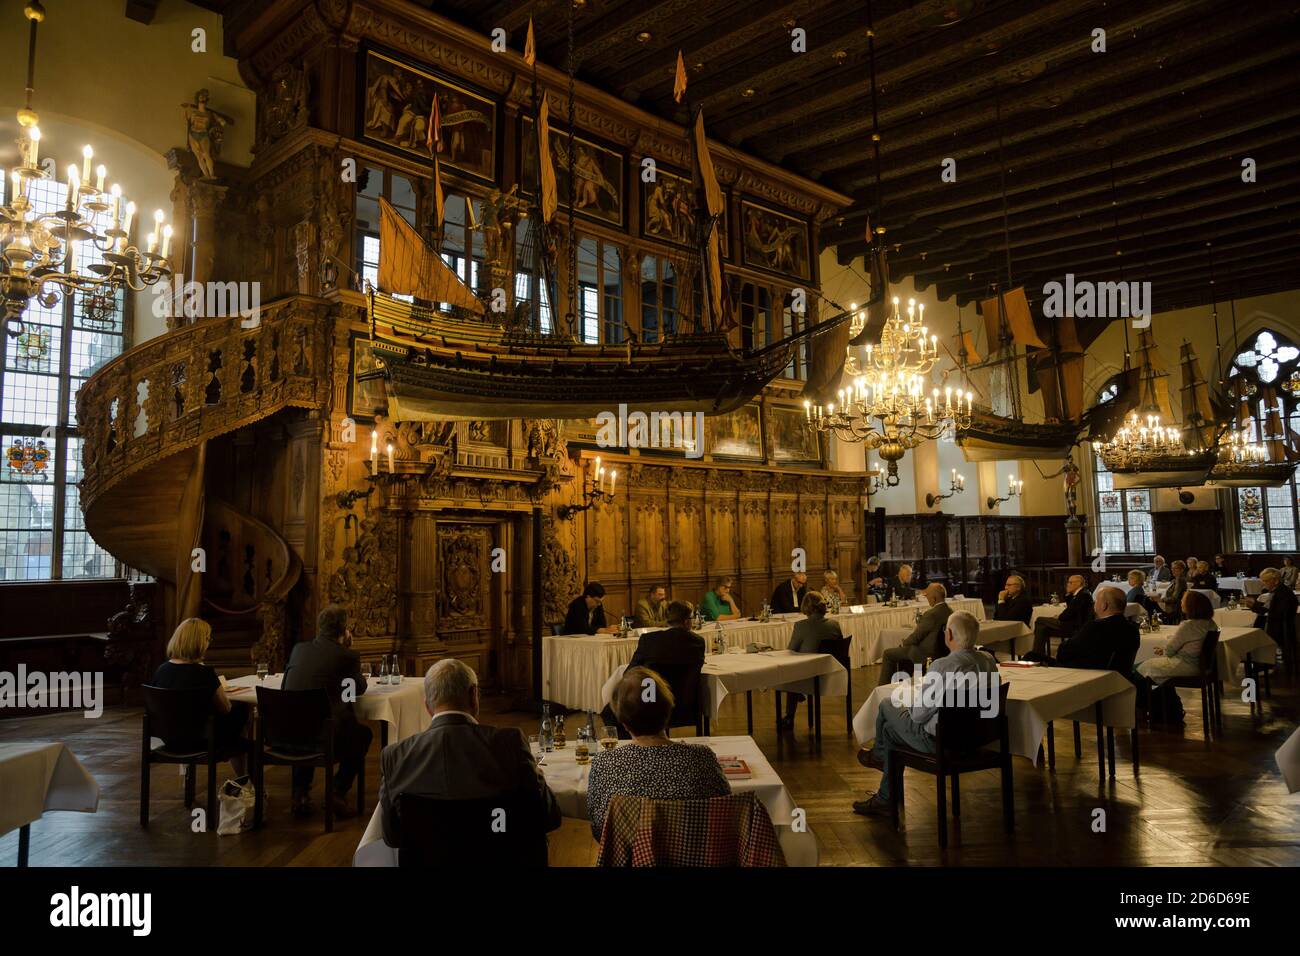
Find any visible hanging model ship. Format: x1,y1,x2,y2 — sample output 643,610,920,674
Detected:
1205,363,1299,487
359,95,850,422
952,286,1089,461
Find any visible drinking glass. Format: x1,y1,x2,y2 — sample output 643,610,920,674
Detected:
528,734,541,757
600,726,618,751
575,728,591,766
361,661,372,682
256,662,269,683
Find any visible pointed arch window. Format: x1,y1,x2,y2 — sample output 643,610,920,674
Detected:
1091,378,1153,553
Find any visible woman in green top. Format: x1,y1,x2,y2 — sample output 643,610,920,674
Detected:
700,576,742,621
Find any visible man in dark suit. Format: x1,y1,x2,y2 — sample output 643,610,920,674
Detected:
626,600,705,728
1147,555,1172,583
887,564,916,602
562,582,619,635
769,572,808,614
994,574,1033,626
878,583,952,686
282,605,372,818
378,658,561,848
1031,573,1094,656
1055,588,1140,671
1250,567,1297,671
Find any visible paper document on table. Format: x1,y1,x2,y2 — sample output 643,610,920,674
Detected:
716,756,752,780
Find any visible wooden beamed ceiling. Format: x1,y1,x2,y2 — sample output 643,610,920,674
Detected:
428,0,1300,313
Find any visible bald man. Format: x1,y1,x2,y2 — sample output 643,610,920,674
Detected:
1031,573,1094,656
1055,588,1140,672
877,583,952,686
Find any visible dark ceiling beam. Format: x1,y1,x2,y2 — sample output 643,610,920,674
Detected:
540,0,681,64
125,0,161,24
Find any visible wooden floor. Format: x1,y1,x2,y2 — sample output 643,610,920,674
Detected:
3,662,1298,867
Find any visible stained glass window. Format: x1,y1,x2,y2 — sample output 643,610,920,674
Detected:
1092,379,1153,554
1,169,126,579
1229,329,1300,552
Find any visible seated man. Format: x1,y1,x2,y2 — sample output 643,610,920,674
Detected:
1249,567,1297,647
877,583,952,687
563,582,620,635
282,605,372,818
864,556,886,599
887,564,916,602
994,574,1033,626
378,659,561,848
769,571,808,614
1031,573,1093,656
626,600,705,728
633,584,668,629
780,591,846,730
700,576,742,621
1147,555,1171,583
854,611,998,816
1054,588,1140,671
1189,560,1218,590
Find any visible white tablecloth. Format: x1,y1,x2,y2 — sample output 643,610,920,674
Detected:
227,674,430,743
1214,608,1259,629
1030,603,1065,627
853,664,1135,765
1217,576,1263,596
543,599,984,713
0,741,100,837
1136,625,1277,676
976,620,1034,656
353,735,818,866
1277,726,1300,793
599,649,849,719
1190,588,1222,608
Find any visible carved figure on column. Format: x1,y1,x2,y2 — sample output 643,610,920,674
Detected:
181,89,234,180
294,220,314,295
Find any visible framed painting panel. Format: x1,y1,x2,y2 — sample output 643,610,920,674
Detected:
348,333,388,422
769,404,821,464
740,199,810,280
521,116,624,228
706,403,763,460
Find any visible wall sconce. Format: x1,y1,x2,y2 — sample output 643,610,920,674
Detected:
336,486,375,510
866,466,899,496
987,476,1024,511
557,455,618,519
926,469,965,509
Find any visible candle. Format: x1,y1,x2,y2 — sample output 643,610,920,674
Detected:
28,126,39,165
610,469,618,495
147,231,157,255
110,184,122,228
123,201,135,238
95,164,106,193
804,400,811,421
153,208,165,241
66,165,79,210
951,468,956,485
369,429,378,476
387,442,395,473
161,224,173,259
81,145,93,186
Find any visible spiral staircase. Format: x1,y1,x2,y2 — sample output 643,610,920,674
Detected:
76,295,333,669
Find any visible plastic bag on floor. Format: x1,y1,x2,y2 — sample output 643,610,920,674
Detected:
217,777,256,835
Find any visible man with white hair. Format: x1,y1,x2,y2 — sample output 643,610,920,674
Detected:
854,611,998,817
377,658,561,847
877,583,951,687
1147,555,1171,583
1248,567,1297,674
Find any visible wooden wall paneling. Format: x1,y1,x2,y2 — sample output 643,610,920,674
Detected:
668,467,707,606
705,469,742,610
769,479,798,610
799,479,828,576
585,496,630,619
738,472,771,610
1153,509,1225,561
431,521,496,685
628,463,669,597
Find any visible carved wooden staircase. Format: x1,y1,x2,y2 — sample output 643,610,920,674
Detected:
76,296,333,668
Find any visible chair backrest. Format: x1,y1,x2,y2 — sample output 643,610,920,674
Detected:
1105,643,1139,676
1123,602,1146,620
141,685,214,745
934,679,1010,754
396,793,549,867
666,663,703,729
256,686,331,746
1197,630,1221,678
815,636,852,669
596,792,785,867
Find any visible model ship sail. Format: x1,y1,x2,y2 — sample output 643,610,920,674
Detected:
1179,341,1218,450
360,99,852,422
955,286,1084,461
1209,373,1299,486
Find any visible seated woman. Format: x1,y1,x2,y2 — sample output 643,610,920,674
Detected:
779,592,845,731
1125,569,1148,607
1136,589,1215,688
150,617,250,776
587,667,730,841
1189,560,1218,590
819,570,847,606
1281,556,1298,590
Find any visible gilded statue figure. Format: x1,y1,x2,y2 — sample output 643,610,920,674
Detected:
181,89,234,180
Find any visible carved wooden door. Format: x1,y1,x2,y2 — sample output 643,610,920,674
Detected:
435,522,500,685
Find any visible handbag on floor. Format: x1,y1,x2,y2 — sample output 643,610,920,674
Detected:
217,776,257,835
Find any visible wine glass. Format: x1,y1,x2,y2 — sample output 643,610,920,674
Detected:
600,725,618,751
361,661,372,682
256,661,269,684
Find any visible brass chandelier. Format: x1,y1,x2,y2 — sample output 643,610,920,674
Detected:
807,296,971,484
1,1,173,338
1097,410,1186,470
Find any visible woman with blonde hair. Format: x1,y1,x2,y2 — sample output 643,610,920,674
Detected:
150,618,250,776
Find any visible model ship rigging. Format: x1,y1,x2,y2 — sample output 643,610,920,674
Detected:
358,33,851,423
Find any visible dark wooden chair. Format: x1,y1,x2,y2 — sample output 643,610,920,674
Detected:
252,686,362,833
889,681,1013,848
1064,645,1142,778
816,635,854,733
140,685,245,828
666,664,705,738
1161,630,1222,736
395,793,549,867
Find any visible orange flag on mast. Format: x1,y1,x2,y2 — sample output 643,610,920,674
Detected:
537,96,558,225
427,94,444,233
674,50,688,104
524,17,536,66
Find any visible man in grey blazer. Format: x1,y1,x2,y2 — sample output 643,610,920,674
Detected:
378,658,561,848
877,583,953,686
780,591,846,730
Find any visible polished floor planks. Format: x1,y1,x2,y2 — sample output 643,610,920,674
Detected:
2,663,1297,867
